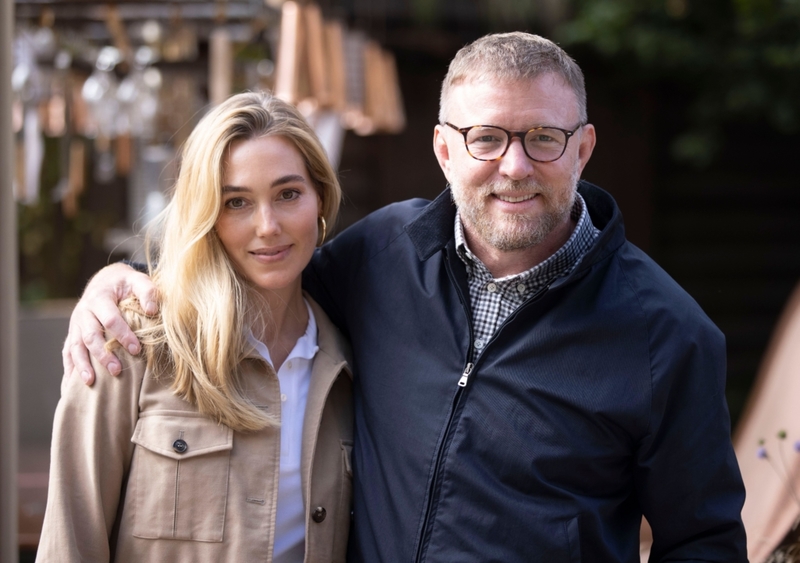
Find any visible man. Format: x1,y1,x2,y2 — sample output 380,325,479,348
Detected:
65,32,747,562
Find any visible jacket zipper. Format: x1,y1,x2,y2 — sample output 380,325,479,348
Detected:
413,253,474,562
413,274,551,562
457,363,473,387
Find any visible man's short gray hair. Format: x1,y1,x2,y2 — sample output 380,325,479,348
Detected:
439,32,587,125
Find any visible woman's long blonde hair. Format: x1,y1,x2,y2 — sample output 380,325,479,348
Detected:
130,91,341,432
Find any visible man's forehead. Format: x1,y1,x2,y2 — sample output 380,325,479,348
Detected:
451,71,569,94
447,74,579,121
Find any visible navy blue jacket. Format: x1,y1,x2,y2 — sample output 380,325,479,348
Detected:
305,182,747,563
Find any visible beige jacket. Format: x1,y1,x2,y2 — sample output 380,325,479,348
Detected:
37,297,353,562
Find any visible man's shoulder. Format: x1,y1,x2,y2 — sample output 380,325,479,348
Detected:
327,195,442,260
347,197,433,234
609,241,721,338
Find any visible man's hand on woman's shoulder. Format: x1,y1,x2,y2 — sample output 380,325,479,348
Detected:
63,262,159,385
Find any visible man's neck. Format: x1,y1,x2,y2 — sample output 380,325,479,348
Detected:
464,217,577,279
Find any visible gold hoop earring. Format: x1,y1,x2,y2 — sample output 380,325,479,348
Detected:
317,216,327,247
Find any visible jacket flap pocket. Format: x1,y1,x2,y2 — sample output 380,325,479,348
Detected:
131,412,233,461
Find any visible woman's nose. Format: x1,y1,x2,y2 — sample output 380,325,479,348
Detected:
254,205,281,237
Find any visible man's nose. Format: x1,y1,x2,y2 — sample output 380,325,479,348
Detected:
497,137,536,180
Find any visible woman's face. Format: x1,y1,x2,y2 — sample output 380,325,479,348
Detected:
215,135,321,302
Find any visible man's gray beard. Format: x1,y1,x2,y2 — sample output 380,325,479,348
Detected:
452,170,580,252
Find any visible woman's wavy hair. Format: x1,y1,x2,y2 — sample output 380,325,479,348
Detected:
129,91,341,432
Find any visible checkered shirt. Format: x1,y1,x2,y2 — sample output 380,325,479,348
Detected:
455,193,600,361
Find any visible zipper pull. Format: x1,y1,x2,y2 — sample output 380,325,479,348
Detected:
457,363,474,387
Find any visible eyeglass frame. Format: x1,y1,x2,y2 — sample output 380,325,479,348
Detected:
442,121,585,163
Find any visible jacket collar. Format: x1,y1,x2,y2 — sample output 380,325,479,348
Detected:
404,188,458,261
239,294,351,515
403,181,626,272
572,181,626,274
305,293,351,374
301,294,352,504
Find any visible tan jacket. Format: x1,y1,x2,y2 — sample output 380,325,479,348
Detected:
37,297,353,562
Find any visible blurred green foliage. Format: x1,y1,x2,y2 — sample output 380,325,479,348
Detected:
553,0,800,165
17,137,117,302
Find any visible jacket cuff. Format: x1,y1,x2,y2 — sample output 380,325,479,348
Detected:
121,259,149,275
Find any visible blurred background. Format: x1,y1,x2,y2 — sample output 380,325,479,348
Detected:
5,0,800,560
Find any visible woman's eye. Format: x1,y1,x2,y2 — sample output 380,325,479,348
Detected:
225,197,246,209
279,189,300,201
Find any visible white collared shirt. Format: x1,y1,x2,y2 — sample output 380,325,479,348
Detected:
247,299,319,563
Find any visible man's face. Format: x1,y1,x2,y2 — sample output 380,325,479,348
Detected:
433,73,595,254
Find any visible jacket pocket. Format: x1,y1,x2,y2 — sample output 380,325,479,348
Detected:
129,412,233,542
341,439,353,479
331,439,354,562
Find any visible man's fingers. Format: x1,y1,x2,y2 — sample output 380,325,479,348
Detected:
78,325,122,377
62,312,105,385
68,302,126,379
95,306,140,356
64,334,97,385
129,276,159,316
62,262,156,382
61,338,78,381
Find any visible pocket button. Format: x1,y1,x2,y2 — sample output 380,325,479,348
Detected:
312,506,327,523
172,439,188,454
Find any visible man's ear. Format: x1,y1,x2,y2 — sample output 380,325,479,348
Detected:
576,123,597,175
433,125,454,183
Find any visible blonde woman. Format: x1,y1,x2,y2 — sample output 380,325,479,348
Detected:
37,92,352,562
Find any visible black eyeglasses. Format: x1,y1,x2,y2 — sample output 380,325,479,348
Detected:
443,122,584,163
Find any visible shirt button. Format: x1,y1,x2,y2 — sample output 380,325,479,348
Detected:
281,394,287,402
312,506,327,523
287,361,292,369
172,439,188,454
486,283,497,293
517,283,526,293
475,339,485,350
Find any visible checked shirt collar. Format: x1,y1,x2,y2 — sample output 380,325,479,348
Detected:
455,193,599,361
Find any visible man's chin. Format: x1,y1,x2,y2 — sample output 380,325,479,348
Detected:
473,222,549,252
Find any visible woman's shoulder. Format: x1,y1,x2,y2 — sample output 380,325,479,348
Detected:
59,299,152,405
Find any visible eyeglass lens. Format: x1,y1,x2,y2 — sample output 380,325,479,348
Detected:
465,126,568,161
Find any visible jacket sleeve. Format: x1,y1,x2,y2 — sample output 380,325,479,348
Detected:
304,198,432,336
304,215,372,335
634,311,748,562
36,346,145,562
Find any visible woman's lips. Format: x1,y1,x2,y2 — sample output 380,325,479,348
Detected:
248,245,291,261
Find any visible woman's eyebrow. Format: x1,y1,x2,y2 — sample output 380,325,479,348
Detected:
221,174,307,193
221,185,249,193
271,174,307,187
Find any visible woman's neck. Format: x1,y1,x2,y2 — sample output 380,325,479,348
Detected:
253,285,308,371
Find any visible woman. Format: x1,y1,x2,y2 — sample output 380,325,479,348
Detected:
36,91,353,562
